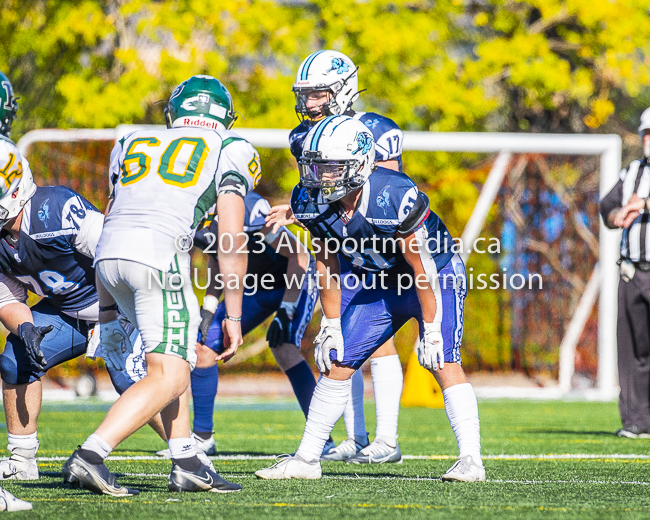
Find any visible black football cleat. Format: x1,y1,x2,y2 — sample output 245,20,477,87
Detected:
168,462,242,493
62,450,139,497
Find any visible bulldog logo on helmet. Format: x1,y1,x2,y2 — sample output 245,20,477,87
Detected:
351,132,373,156
326,57,350,75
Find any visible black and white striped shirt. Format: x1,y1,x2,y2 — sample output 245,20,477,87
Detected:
600,158,650,262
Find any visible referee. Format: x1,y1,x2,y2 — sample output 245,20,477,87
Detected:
600,107,650,438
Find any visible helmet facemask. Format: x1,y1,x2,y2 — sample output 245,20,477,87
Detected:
293,86,338,121
299,150,365,203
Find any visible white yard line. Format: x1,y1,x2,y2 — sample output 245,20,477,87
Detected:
29,453,650,462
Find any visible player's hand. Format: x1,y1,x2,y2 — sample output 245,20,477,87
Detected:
18,323,53,371
99,319,133,372
217,318,243,363
314,316,344,373
265,204,297,234
198,307,215,345
419,322,444,371
266,307,292,349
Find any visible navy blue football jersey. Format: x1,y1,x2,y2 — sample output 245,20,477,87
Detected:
0,186,99,313
195,191,289,289
290,167,453,286
290,111,404,169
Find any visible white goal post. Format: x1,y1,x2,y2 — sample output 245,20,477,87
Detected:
17,126,622,400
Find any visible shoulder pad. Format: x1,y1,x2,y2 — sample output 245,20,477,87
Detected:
398,191,430,234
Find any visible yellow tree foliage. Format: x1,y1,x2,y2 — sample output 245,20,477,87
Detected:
2,0,650,370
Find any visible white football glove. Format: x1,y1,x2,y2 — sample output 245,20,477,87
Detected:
99,319,133,372
419,322,444,371
314,316,344,373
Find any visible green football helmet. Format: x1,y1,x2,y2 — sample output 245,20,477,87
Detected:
164,75,236,131
0,71,18,138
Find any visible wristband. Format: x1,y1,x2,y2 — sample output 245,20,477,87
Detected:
202,294,219,313
226,315,242,322
99,303,119,312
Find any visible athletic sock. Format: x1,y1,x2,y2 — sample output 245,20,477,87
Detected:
443,382,483,466
172,455,202,472
284,360,318,419
190,365,219,433
296,377,351,462
342,369,368,445
80,433,113,463
193,430,213,441
7,432,38,459
168,437,198,459
370,355,403,447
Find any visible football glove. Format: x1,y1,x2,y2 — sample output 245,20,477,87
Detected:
267,308,292,349
18,322,53,371
100,319,133,372
198,307,215,345
419,322,444,371
314,316,344,373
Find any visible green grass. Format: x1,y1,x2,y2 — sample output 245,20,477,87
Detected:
2,399,650,519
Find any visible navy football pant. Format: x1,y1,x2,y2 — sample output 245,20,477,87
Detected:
0,299,138,393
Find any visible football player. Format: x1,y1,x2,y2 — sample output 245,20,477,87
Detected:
256,116,484,482
0,71,147,493
62,75,250,496
269,50,405,462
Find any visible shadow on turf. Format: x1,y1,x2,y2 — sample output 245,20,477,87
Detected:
523,429,617,436
33,472,160,492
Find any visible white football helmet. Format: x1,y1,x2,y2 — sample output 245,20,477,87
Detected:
0,154,36,228
299,115,375,202
292,50,359,121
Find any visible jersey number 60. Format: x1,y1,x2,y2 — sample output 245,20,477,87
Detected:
120,137,209,188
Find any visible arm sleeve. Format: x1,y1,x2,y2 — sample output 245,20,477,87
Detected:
217,139,261,199
0,274,27,310
599,178,624,225
74,210,105,258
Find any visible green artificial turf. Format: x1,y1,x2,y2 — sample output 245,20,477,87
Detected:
1,399,649,519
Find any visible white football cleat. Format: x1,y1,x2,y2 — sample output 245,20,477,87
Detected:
442,455,486,482
346,438,402,464
321,438,366,462
156,433,217,458
0,486,32,511
255,455,322,480
0,446,39,480
193,434,217,456
197,451,216,472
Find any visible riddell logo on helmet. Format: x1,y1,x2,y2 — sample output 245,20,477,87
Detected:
181,117,221,129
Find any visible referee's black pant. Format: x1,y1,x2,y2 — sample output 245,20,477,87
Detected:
618,270,650,432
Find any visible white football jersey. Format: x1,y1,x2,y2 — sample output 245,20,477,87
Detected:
0,135,31,195
97,126,260,271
